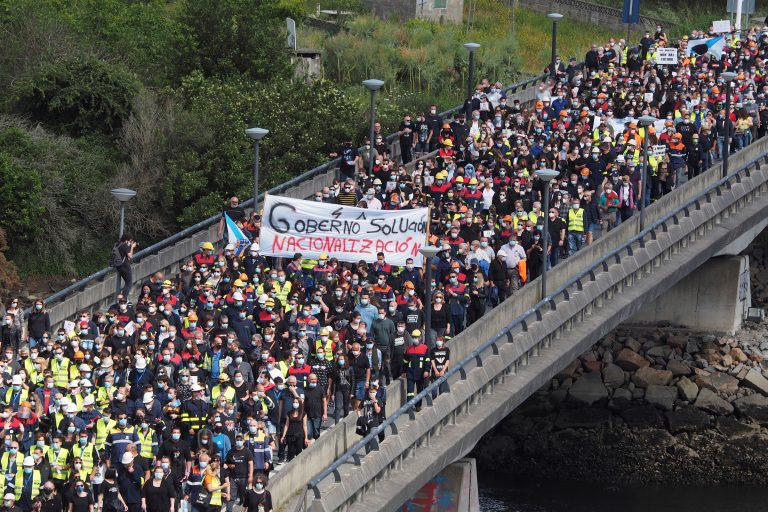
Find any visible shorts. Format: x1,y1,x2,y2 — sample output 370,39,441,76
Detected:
354,380,366,401
587,223,601,234
265,421,277,435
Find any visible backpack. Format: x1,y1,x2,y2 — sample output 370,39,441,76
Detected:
108,244,125,268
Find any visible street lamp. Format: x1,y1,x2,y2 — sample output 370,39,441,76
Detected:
245,127,269,213
721,71,737,178
362,79,385,179
536,170,559,299
639,115,657,231
463,43,481,121
547,14,564,83
418,245,441,348
110,188,136,297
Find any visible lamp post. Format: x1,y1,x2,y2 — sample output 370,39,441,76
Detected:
463,43,481,121
536,170,559,299
721,71,737,178
418,245,441,349
110,188,136,297
638,115,657,232
245,128,269,213
362,79,385,179
547,13,563,83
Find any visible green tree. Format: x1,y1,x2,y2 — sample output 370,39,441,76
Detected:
0,152,44,242
167,73,358,224
177,0,304,82
11,56,140,137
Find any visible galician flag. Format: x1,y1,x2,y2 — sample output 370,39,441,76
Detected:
686,35,727,59
225,213,250,257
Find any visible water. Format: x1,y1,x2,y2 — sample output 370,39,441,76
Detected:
479,475,768,512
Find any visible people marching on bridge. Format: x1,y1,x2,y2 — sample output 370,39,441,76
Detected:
0,23,766,511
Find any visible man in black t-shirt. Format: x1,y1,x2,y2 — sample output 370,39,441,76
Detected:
225,433,254,506
303,373,326,442
430,339,451,398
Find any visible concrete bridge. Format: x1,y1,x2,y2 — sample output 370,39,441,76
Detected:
294,138,768,511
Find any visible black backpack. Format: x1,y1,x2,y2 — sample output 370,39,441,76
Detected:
108,244,125,268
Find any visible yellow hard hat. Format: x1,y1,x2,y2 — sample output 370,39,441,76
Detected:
319,252,329,260
202,242,214,251
233,279,244,287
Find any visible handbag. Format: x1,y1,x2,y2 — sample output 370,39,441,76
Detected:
194,487,212,507
355,415,369,437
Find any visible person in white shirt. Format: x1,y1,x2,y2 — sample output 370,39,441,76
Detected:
498,237,527,291
363,188,382,210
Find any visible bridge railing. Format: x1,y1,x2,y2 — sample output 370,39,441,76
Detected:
305,137,768,508
30,74,544,331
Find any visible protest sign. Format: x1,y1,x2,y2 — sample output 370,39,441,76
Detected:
259,195,429,266
651,145,667,157
656,48,678,65
712,20,731,33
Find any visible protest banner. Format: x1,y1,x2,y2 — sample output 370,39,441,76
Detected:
655,48,678,65
259,195,429,266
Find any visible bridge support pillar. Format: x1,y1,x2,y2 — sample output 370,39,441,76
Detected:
629,255,751,335
401,458,480,512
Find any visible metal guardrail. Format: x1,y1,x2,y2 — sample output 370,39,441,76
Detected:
306,143,768,498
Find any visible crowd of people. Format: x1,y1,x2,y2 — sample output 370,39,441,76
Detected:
0,22,766,512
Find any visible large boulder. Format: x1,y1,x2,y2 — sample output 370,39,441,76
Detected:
644,385,678,411
676,377,699,402
602,363,625,388
666,359,692,376
694,388,734,415
695,371,739,395
631,366,673,388
614,348,649,371
733,393,768,425
741,369,768,396
665,406,711,433
567,372,608,405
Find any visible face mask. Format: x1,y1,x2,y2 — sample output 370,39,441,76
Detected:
360,299,369,306
292,402,300,409
255,482,264,490
338,359,345,366
155,471,164,480
118,419,127,427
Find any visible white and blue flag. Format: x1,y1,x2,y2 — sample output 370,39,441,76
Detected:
225,213,250,257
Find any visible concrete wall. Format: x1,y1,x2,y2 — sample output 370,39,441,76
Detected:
631,256,751,335
363,0,464,24
400,458,479,511
417,0,464,24
519,0,671,32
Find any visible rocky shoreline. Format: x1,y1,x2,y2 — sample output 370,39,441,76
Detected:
474,324,768,486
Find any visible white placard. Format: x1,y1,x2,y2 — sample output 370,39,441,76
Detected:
712,19,732,33
123,321,136,336
259,195,429,266
651,145,667,157
656,48,678,65
63,321,75,335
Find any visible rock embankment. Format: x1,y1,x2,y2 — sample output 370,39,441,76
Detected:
475,326,768,485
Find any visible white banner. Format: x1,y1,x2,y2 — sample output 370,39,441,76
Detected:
651,145,667,157
656,48,678,65
259,195,429,266
712,19,732,33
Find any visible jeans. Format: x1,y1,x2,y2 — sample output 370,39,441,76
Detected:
567,232,583,255
334,388,351,424
306,417,322,439
226,477,247,512
117,265,132,297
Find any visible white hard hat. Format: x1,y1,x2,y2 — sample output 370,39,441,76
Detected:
142,392,154,404
78,364,91,372
3,493,14,500
65,403,77,414
191,384,204,392
68,380,80,388
11,375,22,385
250,242,260,251
135,357,147,370
225,243,234,251
232,292,244,301
258,294,268,304
79,379,92,388
22,456,34,467
121,452,134,465
83,395,95,406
